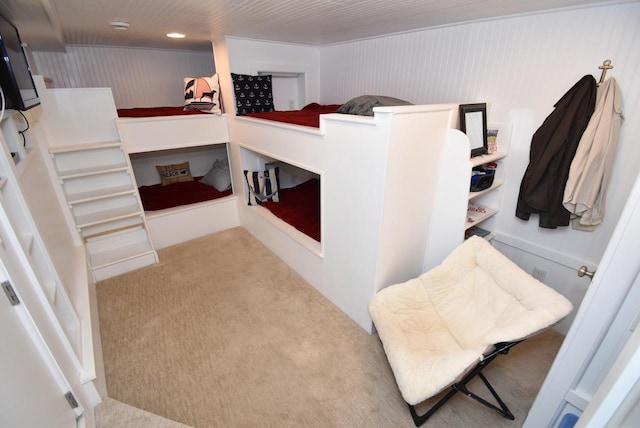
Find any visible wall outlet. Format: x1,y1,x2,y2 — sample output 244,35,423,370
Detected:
532,267,547,282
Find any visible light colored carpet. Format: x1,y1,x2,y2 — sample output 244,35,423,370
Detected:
96,227,564,427
96,397,193,428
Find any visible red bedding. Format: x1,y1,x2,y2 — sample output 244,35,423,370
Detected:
117,106,208,118
261,179,320,242
245,103,341,128
138,177,232,211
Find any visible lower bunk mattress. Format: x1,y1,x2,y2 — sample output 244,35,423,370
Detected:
139,177,232,211
261,179,320,242
140,177,320,242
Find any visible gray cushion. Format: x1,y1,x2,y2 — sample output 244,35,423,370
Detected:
200,159,231,191
336,95,413,116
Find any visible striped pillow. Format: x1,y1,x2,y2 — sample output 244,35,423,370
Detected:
262,167,280,202
243,167,280,205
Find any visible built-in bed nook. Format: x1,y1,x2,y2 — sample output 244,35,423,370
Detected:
115,111,240,250
240,147,321,245
229,101,473,332
130,144,233,212
33,73,475,332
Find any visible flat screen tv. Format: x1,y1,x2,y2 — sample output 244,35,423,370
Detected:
0,14,39,111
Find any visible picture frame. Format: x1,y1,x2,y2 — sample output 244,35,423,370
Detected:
459,103,488,157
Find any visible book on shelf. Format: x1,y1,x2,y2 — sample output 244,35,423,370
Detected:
465,226,491,240
467,202,491,223
487,129,499,153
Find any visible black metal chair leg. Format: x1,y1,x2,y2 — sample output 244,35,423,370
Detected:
477,372,515,419
405,341,521,426
455,372,515,420
408,388,459,427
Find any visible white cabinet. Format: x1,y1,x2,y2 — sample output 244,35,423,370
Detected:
465,122,511,240
50,142,157,281
0,113,81,354
0,109,101,422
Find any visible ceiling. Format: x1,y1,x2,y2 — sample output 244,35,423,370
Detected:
0,0,629,52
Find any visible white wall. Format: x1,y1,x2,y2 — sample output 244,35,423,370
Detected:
25,3,640,331
318,3,640,323
225,37,320,109
31,45,215,109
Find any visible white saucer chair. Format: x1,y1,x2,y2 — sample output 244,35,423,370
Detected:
369,236,573,426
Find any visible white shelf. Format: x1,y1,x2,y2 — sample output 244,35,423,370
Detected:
89,240,155,269
469,180,503,201
66,184,136,204
466,203,498,230
57,163,129,180
463,122,511,240
465,225,494,240
74,202,142,228
471,151,506,167
49,141,122,154
21,232,34,254
80,217,145,240
52,142,130,180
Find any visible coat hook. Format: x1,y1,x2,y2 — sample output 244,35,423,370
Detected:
598,59,613,85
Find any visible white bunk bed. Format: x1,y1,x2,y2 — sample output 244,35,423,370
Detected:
33,73,472,331
228,104,472,332
35,71,240,255
115,113,229,153
116,114,240,249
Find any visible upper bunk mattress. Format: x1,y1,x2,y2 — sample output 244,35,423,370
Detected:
117,106,209,118
244,103,341,128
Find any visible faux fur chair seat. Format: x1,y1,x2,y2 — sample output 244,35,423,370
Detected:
369,236,573,422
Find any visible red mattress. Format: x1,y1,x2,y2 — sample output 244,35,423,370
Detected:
245,103,341,128
138,177,232,211
117,106,208,118
261,179,320,242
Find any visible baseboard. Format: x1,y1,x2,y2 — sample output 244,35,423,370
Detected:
493,232,598,270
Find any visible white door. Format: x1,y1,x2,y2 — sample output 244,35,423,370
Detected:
0,256,78,427
524,171,640,427
577,315,640,427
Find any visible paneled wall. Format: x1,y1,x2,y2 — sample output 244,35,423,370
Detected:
225,37,320,110
129,144,228,186
319,2,640,300
31,45,215,109
24,3,640,332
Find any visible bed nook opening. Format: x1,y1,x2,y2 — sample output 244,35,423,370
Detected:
257,71,306,111
129,143,233,213
240,145,321,248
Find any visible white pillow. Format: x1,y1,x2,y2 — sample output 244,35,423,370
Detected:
200,159,231,191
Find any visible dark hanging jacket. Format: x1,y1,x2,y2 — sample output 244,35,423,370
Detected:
516,75,597,228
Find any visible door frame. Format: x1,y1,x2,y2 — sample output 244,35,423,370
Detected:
524,170,640,426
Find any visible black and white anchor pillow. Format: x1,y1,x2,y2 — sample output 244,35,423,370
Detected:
231,73,275,115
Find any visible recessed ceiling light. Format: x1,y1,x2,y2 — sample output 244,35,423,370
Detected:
167,32,185,39
110,21,130,31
